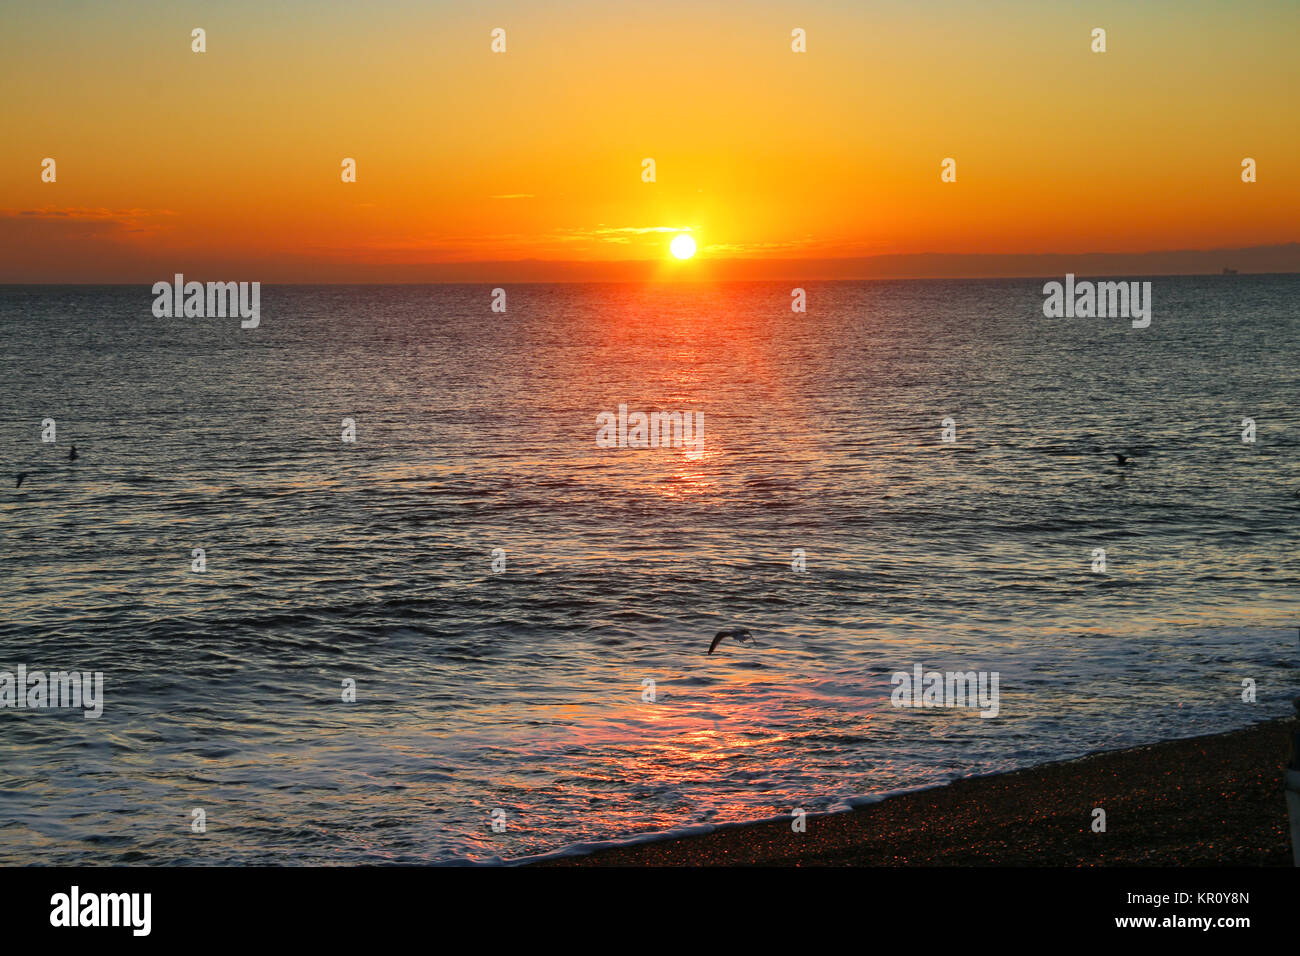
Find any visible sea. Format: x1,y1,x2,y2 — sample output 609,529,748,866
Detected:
1,276,1297,864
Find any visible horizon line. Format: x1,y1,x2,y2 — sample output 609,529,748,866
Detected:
5,270,1298,287
6,242,1299,285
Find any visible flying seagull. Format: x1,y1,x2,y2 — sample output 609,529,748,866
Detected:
1114,452,1128,466
15,472,27,488
709,627,756,655
68,444,78,462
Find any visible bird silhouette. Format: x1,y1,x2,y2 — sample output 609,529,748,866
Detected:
709,627,756,655
15,472,27,488
1114,453,1128,466
68,444,78,462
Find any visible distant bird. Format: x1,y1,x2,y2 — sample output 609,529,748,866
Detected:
1114,453,1128,466
15,472,27,488
68,445,77,462
709,627,756,655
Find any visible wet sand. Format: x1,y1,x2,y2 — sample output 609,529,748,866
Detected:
539,717,1298,866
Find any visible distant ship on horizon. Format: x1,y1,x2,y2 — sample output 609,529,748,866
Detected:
1222,267,1239,275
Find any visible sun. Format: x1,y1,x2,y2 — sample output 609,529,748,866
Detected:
670,234,696,259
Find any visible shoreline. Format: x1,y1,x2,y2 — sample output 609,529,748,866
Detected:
535,717,1299,866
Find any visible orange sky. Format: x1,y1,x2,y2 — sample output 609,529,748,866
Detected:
2,0,1298,280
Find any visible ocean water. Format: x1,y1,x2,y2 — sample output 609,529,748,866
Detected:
0,277,1297,864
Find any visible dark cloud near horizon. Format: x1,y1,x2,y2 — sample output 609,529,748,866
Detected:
1,208,1297,283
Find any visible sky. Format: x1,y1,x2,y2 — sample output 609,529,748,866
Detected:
1,0,1298,281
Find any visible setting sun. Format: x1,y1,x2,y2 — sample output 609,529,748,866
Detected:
670,234,696,260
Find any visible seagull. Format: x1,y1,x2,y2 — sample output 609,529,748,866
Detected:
68,444,78,462
15,472,27,488
1114,452,1128,466
709,627,756,655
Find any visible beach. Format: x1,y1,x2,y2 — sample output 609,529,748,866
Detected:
539,717,1299,866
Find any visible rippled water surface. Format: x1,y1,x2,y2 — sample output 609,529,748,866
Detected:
1,279,1297,863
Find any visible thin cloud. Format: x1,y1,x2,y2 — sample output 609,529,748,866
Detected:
9,206,175,222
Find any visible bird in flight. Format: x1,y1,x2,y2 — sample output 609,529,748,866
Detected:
709,627,756,655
